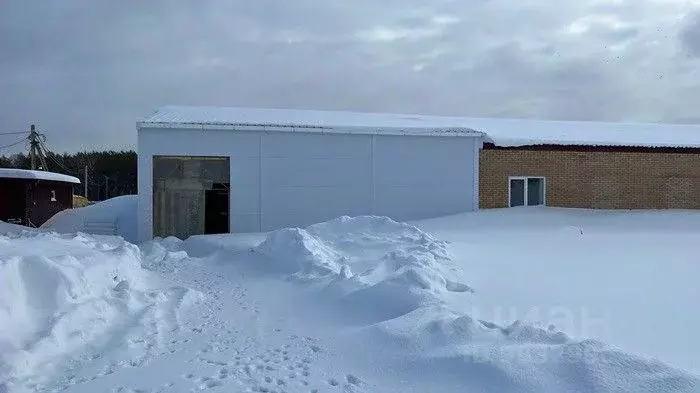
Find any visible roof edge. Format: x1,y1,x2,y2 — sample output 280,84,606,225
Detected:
483,141,700,150
0,168,81,184
136,121,485,137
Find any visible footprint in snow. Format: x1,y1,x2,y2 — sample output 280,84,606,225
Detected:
198,377,222,389
346,374,361,385
217,368,230,379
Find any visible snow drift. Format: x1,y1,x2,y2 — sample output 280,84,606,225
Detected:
365,304,699,392
138,236,188,274
41,195,137,243
0,221,31,236
252,215,700,393
254,216,472,322
0,230,200,392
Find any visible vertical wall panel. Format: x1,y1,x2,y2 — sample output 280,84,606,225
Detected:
138,126,479,241
260,132,373,230
373,135,476,220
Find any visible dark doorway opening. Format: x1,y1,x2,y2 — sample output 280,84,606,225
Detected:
205,183,230,234
153,156,230,239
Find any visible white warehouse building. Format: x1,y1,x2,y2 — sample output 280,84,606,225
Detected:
137,106,484,241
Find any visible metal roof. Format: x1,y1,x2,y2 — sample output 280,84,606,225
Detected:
138,105,700,148
137,106,482,137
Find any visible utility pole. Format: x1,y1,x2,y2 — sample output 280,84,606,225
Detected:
104,175,109,200
27,124,48,171
84,166,88,198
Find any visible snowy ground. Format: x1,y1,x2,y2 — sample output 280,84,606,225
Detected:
1,205,699,392
0,230,201,393
415,208,700,376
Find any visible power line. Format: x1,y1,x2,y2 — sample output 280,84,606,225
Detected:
40,139,79,176
0,131,29,136
0,136,28,151
45,152,74,174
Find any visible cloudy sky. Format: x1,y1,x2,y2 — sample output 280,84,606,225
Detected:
2,0,700,153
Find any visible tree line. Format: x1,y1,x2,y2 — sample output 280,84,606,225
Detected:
0,150,137,202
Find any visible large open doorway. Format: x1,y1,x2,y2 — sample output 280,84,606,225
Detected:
153,156,230,239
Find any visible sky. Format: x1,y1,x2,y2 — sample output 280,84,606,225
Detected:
2,0,700,153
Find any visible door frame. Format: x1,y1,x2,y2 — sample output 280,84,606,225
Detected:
152,155,231,238
508,176,547,207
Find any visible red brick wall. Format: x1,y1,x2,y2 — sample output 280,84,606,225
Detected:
480,146,700,209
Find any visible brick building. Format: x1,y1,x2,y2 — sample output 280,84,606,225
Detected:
476,119,700,210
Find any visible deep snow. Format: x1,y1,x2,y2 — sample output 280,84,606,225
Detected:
2,207,699,393
0,230,201,393
247,215,699,392
415,208,700,375
41,195,138,243
0,220,29,235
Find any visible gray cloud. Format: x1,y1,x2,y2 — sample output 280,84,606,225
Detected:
680,10,700,56
1,0,700,153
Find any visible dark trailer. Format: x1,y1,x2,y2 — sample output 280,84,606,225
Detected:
0,168,80,227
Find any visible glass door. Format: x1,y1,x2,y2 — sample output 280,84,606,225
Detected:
509,178,526,207
509,176,545,207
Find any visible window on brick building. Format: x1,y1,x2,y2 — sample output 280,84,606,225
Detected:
509,176,545,207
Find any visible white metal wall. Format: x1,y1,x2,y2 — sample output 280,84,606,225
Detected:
138,127,261,241
137,127,479,241
373,135,478,221
260,132,373,230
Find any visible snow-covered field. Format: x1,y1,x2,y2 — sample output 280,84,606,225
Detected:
1,202,699,392
416,209,700,377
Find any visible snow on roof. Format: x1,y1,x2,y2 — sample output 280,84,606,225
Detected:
472,117,700,148
0,168,81,184
137,105,482,137
138,105,700,148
